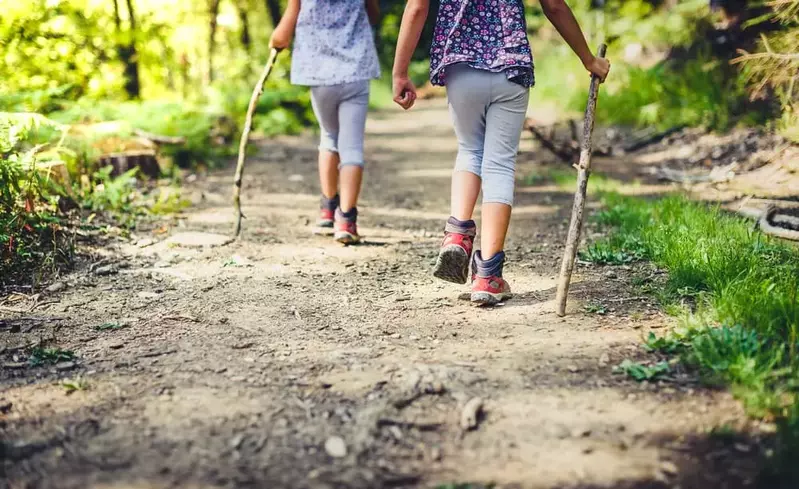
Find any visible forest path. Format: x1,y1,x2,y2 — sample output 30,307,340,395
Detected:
2,100,764,489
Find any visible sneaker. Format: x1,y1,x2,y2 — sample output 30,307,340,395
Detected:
433,232,474,284
470,250,512,306
334,208,360,245
314,194,339,235
317,208,335,228
471,275,512,306
433,218,476,284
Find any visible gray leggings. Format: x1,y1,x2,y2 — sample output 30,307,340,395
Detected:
447,64,530,206
310,80,370,168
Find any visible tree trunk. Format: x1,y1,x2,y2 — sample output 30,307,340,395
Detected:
113,0,141,98
264,0,281,27
239,2,251,51
208,0,222,84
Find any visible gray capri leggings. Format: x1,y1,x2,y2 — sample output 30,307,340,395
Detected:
446,63,530,206
310,80,370,168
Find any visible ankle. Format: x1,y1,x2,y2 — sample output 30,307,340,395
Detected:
445,216,476,237
321,193,340,211
473,250,505,277
337,207,358,221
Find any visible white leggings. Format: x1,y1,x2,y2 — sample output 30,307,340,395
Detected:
310,80,370,168
447,64,530,206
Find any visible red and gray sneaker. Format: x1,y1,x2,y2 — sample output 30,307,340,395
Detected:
334,207,360,245
470,250,512,306
315,194,338,235
433,218,476,284
317,208,335,228
471,275,512,306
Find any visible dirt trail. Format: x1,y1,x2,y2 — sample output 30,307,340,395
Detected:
2,100,768,489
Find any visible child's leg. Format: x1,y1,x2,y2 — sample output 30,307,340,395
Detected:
310,85,341,201
469,76,528,306
447,64,491,221
331,81,369,244
480,79,529,259
432,65,491,284
336,81,370,213
319,151,340,199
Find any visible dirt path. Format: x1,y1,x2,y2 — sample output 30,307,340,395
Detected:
2,100,767,489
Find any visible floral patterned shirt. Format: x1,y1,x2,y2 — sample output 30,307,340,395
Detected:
291,0,381,86
430,0,534,87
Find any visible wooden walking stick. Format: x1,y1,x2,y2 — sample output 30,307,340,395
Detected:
555,44,607,317
232,48,281,238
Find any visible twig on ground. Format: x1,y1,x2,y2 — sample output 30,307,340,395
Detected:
376,418,442,431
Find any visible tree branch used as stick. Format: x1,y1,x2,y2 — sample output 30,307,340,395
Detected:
555,44,607,317
232,48,281,238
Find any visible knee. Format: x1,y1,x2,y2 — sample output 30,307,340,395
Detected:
481,161,515,206
319,132,338,153
481,185,514,207
454,149,483,176
338,148,365,168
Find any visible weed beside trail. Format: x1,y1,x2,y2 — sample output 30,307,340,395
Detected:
584,193,799,483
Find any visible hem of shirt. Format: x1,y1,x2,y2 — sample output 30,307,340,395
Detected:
430,61,535,88
291,73,381,87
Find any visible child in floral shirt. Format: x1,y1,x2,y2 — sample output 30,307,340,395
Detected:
393,0,609,305
271,0,380,244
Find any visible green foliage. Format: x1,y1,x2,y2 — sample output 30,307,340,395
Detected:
614,359,671,381
596,54,756,130
644,331,687,355
734,0,799,142
62,376,89,393
589,193,799,478
95,322,125,331
28,347,75,366
1,113,73,282
584,301,608,315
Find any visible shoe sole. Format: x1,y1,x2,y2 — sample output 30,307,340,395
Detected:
313,220,334,236
335,231,360,245
433,245,469,284
471,291,513,307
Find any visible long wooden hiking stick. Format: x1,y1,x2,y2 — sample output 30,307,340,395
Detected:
555,44,607,317
232,48,281,238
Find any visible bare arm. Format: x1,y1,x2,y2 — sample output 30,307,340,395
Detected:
366,0,380,26
392,0,429,109
392,0,429,78
269,0,300,49
539,0,609,80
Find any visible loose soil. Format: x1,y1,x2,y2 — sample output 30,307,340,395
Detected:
1,100,775,489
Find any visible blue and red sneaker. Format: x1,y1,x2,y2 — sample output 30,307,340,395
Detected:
334,207,360,245
433,218,476,284
470,250,512,306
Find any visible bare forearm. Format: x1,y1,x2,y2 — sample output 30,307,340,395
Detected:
540,0,594,67
392,0,429,76
277,0,301,35
366,0,380,25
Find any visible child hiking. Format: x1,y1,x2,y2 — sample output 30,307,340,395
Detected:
393,0,610,305
270,0,381,244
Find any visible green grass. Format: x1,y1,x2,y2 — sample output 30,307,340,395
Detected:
585,193,799,483
28,347,75,366
94,322,125,331
614,359,671,381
